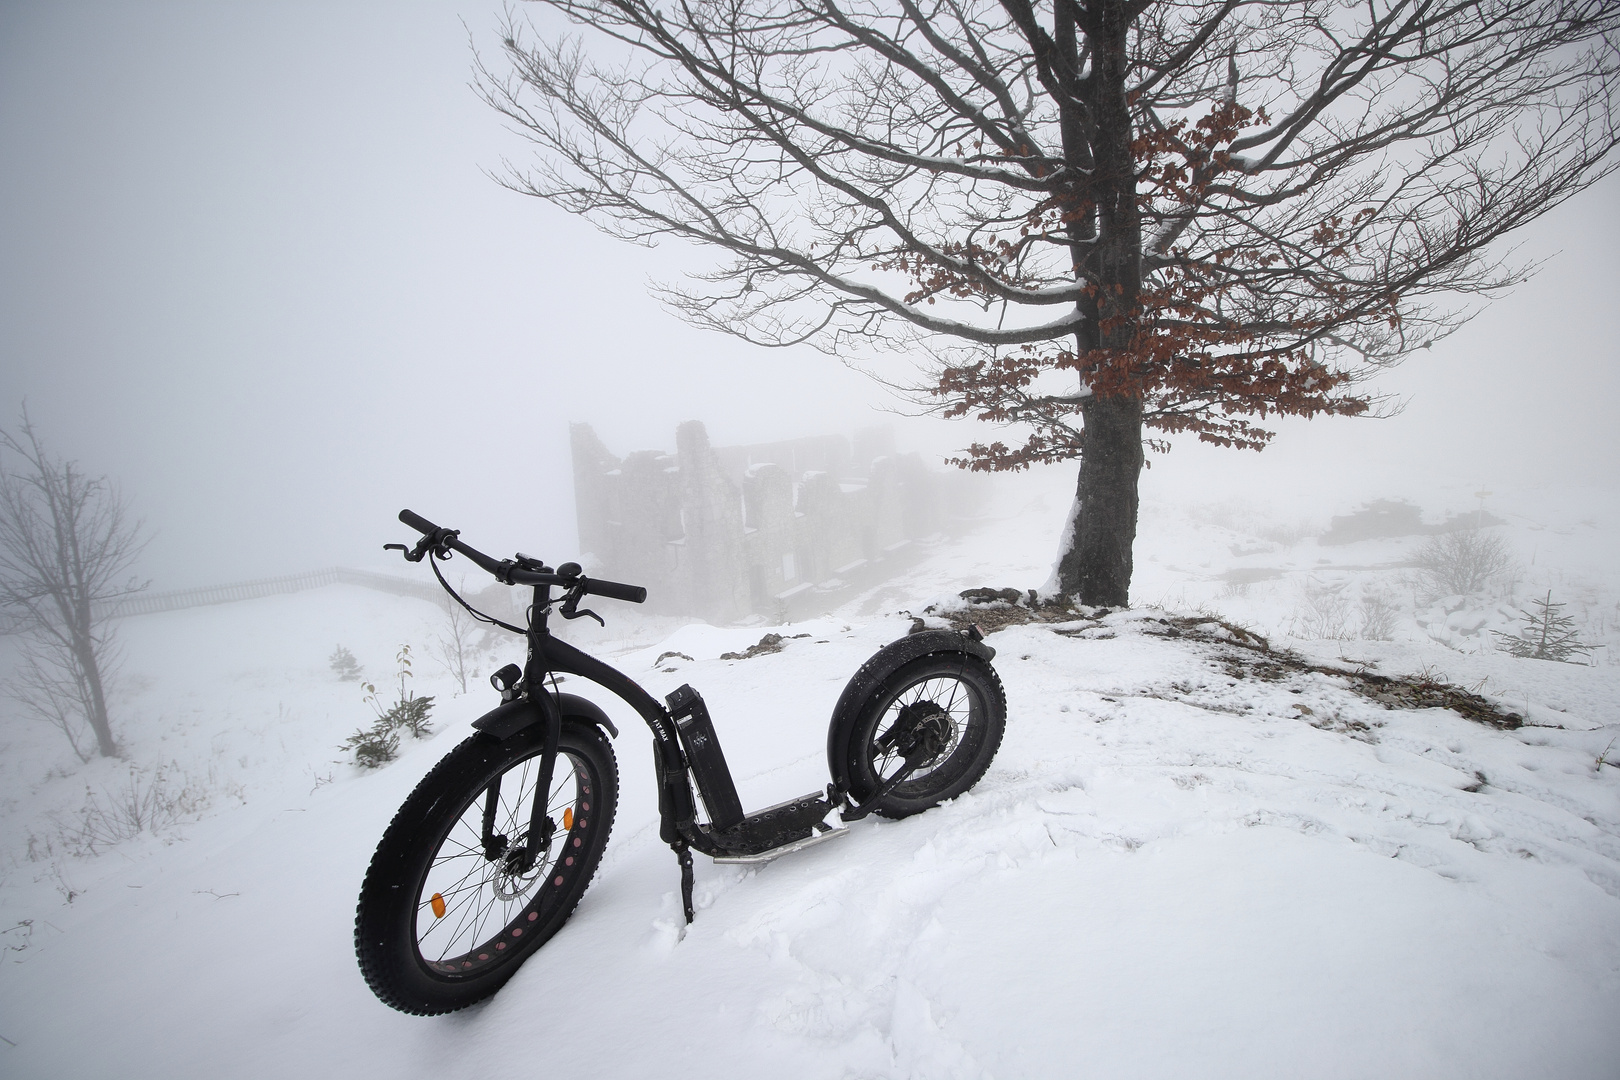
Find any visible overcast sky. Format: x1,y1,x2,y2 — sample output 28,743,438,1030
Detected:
3,1,1617,590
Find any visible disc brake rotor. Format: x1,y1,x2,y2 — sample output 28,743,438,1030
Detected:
490,839,544,900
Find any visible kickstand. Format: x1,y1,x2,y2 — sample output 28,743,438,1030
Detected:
673,841,694,924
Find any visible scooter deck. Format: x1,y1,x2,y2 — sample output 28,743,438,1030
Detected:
711,824,850,864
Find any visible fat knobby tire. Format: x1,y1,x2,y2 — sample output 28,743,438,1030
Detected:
844,653,1006,818
354,720,617,1015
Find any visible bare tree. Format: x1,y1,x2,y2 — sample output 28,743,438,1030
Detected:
0,412,146,759
479,0,1618,605
434,597,479,696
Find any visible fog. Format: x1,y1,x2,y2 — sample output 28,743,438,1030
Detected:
3,0,1617,593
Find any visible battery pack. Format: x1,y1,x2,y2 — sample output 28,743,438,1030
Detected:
665,684,745,831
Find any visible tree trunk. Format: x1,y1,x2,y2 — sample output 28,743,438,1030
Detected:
1053,395,1143,606
69,588,118,757
78,641,118,758
1050,1,1143,608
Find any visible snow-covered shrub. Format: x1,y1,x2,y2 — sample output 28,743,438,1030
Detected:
1290,578,1354,640
1357,590,1400,641
35,765,210,858
1412,529,1516,598
1257,520,1313,546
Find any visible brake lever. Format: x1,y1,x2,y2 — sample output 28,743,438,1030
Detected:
558,590,605,627
384,540,429,563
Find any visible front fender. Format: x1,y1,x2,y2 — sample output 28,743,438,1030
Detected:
471,692,619,741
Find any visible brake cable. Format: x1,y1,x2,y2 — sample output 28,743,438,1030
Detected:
426,548,527,635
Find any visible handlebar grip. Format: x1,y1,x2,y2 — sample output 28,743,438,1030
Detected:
398,509,440,536
581,577,647,604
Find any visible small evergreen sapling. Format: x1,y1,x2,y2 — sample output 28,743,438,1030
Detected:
341,722,399,770
1492,592,1595,663
342,644,436,768
329,645,362,681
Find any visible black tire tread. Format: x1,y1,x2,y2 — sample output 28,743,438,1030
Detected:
845,653,1006,819
354,722,616,1015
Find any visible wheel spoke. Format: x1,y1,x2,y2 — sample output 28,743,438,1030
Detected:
860,667,990,797
424,856,493,912
426,859,498,923
412,746,588,964
437,876,493,957
425,874,491,956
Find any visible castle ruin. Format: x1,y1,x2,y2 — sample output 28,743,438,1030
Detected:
570,421,979,622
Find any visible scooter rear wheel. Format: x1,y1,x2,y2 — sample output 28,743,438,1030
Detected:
354,721,617,1014
841,653,1005,818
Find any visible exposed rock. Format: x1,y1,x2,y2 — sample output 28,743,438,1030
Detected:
959,586,1027,605
719,632,811,661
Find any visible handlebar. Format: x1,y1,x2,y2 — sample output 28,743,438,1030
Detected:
579,577,648,603
395,509,647,603
397,508,440,537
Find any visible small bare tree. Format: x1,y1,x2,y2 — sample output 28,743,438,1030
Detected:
435,598,479,695
0,413,146,759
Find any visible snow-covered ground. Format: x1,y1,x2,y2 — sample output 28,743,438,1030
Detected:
1,472,1617,1079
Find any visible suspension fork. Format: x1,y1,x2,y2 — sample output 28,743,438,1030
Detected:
480,582,565,871
517,691,562,870
478,690,563,867
480,773,504,859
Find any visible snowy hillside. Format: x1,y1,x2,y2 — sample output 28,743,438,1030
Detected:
1,474,1617,1079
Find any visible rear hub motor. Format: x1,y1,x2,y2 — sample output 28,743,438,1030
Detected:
887,701,954,768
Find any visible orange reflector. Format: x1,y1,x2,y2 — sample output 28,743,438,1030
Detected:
430,893,446,919
563,807,574,831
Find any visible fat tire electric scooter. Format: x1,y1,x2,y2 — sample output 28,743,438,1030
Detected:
354,510,1006,1015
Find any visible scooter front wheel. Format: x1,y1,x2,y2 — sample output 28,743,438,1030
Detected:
354,721,617,1015
840,653,1005,818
